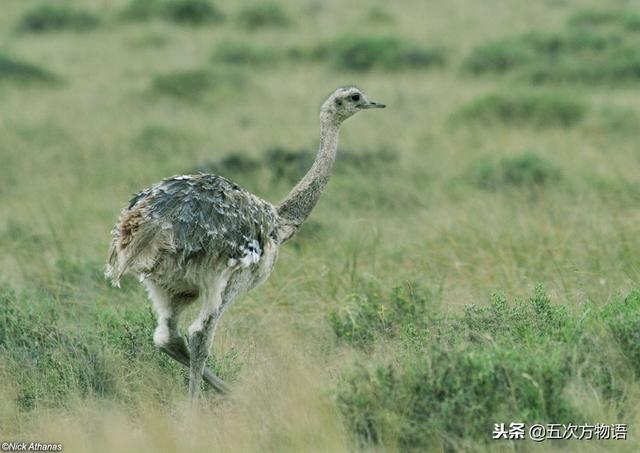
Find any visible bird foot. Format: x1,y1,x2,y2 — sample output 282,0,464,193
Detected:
160,338,230,395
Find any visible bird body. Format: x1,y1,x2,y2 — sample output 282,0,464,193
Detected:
107,173,280,289
106,87,385,399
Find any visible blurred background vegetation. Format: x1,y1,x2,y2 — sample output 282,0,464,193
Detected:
0,0,639,451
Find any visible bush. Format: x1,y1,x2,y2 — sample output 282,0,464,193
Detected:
122,0,224,25
165,0,223,24
0,53,58,84
213,40,278,66
568,9,640,31
196,153,261,176
196,147,396,186
463,21,640,85
132,125,196,157
601,290,640,376
523,47,640,85
17,4,100,33
236,3,291,29
151,67,243,101
333,285,634,449
469,152,562,190
462,39,536,74
329,282,431,348
0,285,116,408
454,91,587,127
0,276,239,409
365,8,395,24
321,35,446,71
463,30,617,74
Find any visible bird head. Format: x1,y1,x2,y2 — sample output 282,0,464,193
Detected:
320,86,385,124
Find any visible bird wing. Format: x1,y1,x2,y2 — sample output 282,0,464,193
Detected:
109,174,279,280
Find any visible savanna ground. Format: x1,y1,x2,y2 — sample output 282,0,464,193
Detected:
1,0,640,451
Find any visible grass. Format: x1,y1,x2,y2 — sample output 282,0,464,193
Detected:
464,13,640,85
316,35,446,71
212,40,280,66
17,4,99,33
454,91,587,127
151,67,244,101
468,152,562,191
121,0,224,25
567,9,640,31
0,52,58,84
523,48,640,84
1,0,640,451
236,3,291,29
332,284,635,449
463,30,618,74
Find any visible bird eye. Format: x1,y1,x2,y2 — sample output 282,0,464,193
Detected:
351,94,361,102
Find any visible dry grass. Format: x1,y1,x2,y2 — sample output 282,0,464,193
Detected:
1,0,639,451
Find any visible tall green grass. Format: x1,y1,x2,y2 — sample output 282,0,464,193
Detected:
17,4,100,33
1,0,639,451
331,284,637,449
0,53,58,84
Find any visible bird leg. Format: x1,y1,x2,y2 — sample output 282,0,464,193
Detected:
188,311,221,400
145,279,229,395
159,328,229,394
187,273,231,401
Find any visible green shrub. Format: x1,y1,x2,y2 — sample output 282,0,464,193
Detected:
120,0,163,20
463,30,616,74
598,106,640,134
0,278,239,409
196,153,261,176
17,4,99,33
601,290,640,376
151,67,243,101
329,282,432,349
196,147,396,186
133,125,196,157
463,22,640,85
321,35,446,71
236,3,291,29
0,285,116,409
333,285,632,449
365,8,395,24
122,0,224,25
165,0,223,24
213,40,278,65
462,39,537,73
469,152,562,190
0,53,58,84
523,47,640,85
568,9,640,31
454,91,587,127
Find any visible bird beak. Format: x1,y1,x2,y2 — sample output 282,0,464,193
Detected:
359,100,386,109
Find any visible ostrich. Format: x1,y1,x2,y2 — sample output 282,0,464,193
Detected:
105,87,385,399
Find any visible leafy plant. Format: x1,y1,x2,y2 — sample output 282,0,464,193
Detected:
601,290,640,376
454,91,587,127
236,3,291,29
151,67,244,101
333,285,634,449
0,53,58,84
17,4,99,33
567,9,640,31
121,0,224,25
463,30,617,74
320,35,446,71
213,40,279,65
469,152,562,190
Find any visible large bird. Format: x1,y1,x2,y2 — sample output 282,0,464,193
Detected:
106,87,385,399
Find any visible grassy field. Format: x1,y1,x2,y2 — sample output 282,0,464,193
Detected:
1,0,640,451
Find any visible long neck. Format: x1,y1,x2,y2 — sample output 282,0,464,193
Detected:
277,116,340,230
